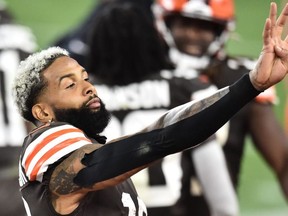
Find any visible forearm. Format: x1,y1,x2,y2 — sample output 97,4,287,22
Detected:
74,74,261,187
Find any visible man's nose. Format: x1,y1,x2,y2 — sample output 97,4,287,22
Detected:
84,82,96,96
185,26,200,36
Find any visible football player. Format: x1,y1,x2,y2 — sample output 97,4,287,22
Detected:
153,0,288,215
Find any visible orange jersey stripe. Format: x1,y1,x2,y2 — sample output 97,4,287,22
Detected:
29,137,90,181
24,128,83,171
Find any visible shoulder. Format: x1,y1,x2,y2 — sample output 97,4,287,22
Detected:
225,56,257,71
213,56,257,79
27,122,87,142
204,56,257,88
21,122,93,182
160,69,215,88
160,70,218,100
192,75,218,100
0,24,37,52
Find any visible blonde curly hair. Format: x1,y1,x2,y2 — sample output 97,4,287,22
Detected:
12,46,69,122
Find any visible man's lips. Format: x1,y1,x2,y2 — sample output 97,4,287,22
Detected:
86,98,101,109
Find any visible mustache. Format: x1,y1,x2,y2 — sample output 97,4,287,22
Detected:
83,94,101,107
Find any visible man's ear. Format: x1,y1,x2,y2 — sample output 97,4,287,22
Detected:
32,104,53,123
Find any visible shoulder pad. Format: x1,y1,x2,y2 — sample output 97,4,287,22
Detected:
227,57,257,71
0,24,37,52
22,123,92,182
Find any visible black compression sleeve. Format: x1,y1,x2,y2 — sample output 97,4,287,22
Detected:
74,74,260,187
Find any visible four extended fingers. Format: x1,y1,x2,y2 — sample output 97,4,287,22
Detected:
266,3,288,41
264,3,288,53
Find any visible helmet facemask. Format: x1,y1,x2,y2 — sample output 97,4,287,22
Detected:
153,0,235,72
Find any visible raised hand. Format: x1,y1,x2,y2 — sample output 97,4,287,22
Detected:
250,2,288,91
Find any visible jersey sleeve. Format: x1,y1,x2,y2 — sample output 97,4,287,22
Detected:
21,123,93,182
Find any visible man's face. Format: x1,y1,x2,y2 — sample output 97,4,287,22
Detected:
40,56,97,111
37,56,110,136
168,16,220,56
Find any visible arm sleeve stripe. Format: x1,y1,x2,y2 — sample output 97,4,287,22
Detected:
28,137,91,181
24,128,85,169
22,125,82,164
25,131,88,174
23,129,86,168
35,140,92,182
22,125,92,181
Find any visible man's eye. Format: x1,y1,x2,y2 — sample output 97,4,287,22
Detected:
84,77,90,82
66,83,75,89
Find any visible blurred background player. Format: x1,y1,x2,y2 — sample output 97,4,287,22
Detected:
53,0,154,68
82,1,238,215
152,0,288,215
0,0,37,215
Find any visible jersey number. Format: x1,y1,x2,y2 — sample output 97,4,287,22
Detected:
122,193,147,216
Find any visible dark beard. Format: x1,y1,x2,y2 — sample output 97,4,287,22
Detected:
53,99,111,139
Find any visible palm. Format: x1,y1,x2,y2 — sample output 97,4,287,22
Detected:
250,2,288,91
